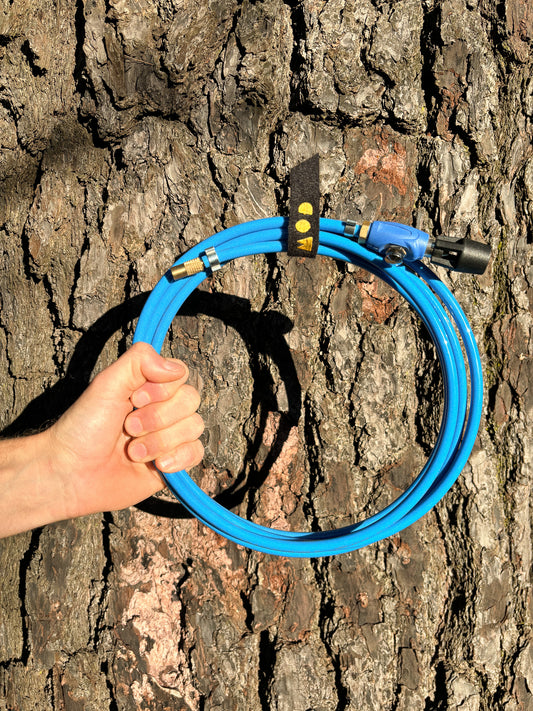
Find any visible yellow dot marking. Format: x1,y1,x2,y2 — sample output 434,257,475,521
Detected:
298,202,313,215
295,219,311,233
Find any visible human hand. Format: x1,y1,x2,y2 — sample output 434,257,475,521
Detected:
46,342,204,522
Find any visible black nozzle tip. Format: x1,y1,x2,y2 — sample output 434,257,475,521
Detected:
430,237,491,275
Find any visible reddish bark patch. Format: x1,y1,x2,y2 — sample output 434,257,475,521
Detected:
353,133,409,196
354,272,400,323
344,127,418,224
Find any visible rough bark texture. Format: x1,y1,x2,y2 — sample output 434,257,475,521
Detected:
1,0,533,709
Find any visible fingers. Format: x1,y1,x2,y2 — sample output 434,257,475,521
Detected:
126,383,201,435
130,375,191,410
126,409,204,453
125,376,204,472
129,421,205,472
154,439,204,474
95,342,189,401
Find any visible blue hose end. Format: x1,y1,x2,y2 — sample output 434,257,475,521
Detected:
364,221,430,263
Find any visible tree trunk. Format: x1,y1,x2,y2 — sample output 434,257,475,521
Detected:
1,0,532,709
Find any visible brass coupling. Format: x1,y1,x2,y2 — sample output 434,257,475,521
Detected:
169,247,222,281
344,219,372,243
358,220,372,243
170,258,204,281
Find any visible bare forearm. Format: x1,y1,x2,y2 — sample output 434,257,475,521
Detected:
0,431,68,538
0,344,203,539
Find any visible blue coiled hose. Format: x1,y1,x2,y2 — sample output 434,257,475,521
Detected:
133,217,484,557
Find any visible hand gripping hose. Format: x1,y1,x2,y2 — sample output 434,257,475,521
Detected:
133,217,487,557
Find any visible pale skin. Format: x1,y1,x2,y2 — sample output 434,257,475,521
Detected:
0,342,204,539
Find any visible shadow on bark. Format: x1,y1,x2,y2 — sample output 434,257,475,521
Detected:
1,287,301,520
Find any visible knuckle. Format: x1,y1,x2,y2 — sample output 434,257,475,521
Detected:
190,412,205,438
151,431,166,457
150,381,175,403
130,341,154,357
150,406,164,432
180,384,201,412
179,361,190,382
156,440,204,472
195,439,205,460
186,440,204,467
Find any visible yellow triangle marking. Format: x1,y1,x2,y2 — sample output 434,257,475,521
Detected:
297,237,314,251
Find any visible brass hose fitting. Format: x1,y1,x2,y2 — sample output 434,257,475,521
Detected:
170,258,205,281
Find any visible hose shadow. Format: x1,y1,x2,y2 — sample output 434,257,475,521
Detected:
137,288,302,519
0,294,149,439
1,288,301,521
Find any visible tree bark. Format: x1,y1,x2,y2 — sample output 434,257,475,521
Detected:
1,0,532,709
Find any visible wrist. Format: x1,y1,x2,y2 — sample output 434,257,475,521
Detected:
0,430,71,538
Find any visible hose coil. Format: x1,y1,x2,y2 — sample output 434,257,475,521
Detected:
134,217,483,557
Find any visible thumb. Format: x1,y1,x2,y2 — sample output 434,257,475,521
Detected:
93,342,188,401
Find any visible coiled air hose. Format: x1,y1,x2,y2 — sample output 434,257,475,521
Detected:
133,217,488,557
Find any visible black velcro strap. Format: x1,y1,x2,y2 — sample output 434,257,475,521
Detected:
288,154,320,257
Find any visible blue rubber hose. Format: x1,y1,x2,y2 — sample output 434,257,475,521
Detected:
133,217,484,557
